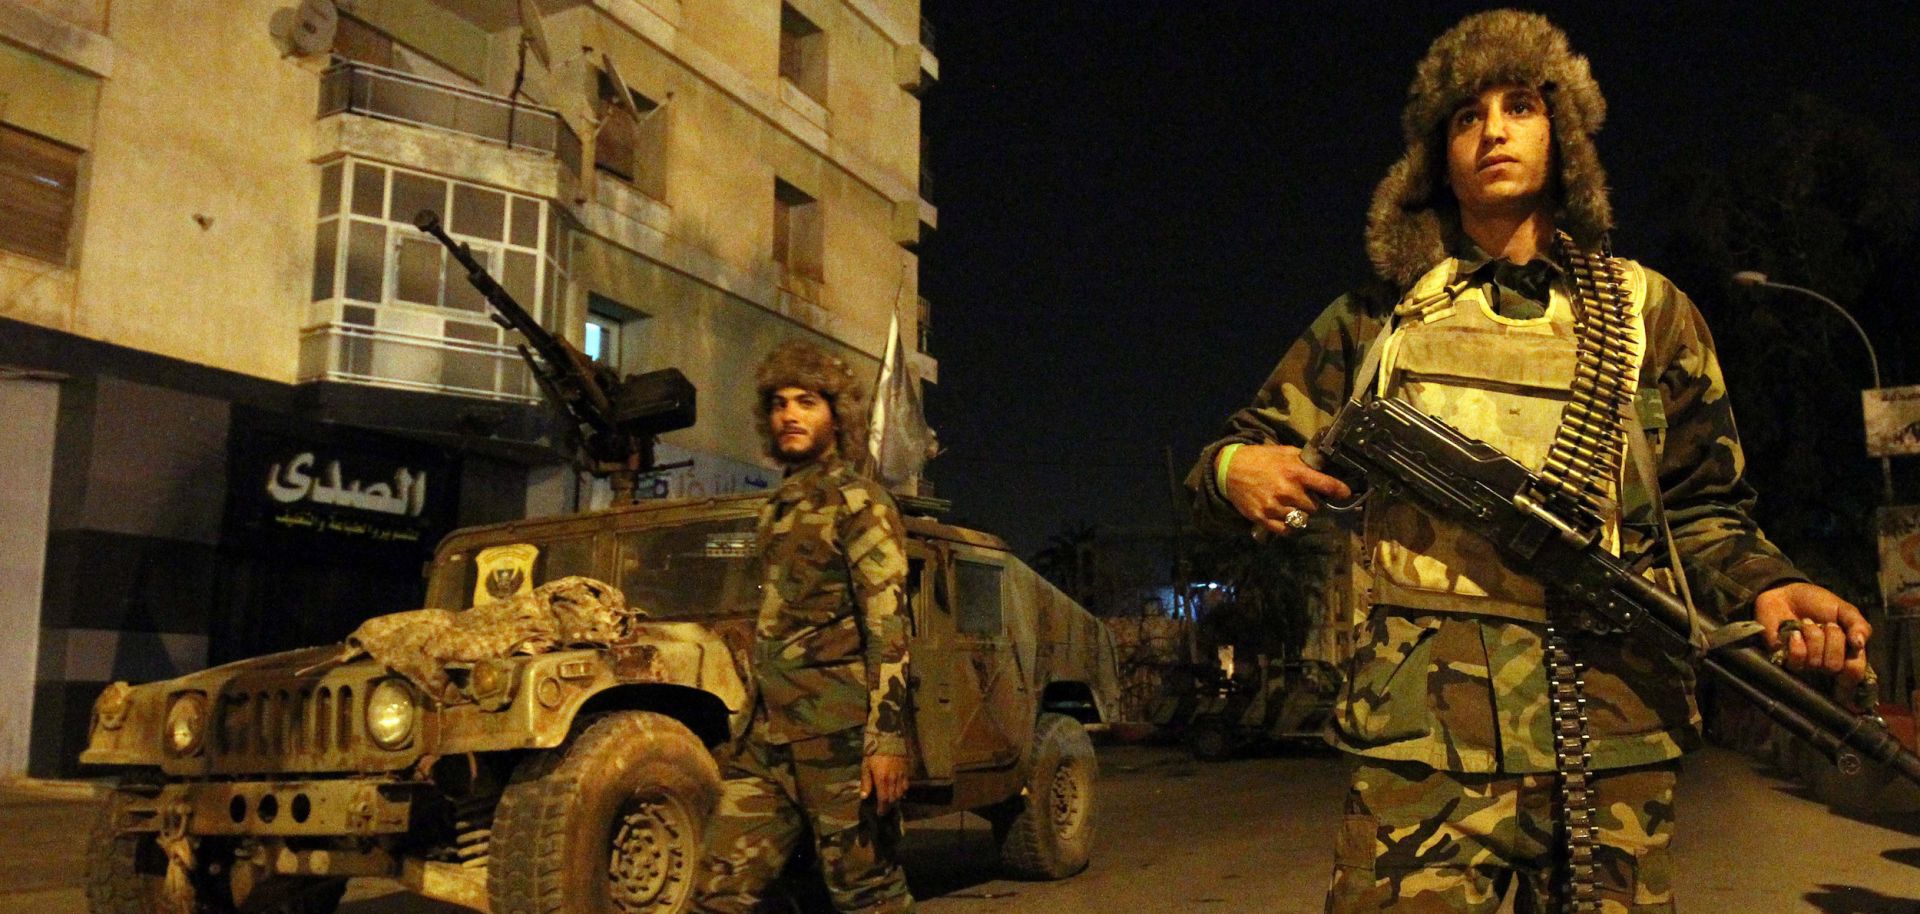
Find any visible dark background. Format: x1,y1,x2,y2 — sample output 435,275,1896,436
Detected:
914,1,1920,561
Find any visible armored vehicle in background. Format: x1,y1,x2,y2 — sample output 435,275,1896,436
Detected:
81,493,1120,914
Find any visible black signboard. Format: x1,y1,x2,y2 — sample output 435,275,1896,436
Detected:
224,406,462,556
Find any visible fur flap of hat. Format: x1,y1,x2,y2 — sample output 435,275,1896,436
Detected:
1365,9,1613,288
754,339,869,465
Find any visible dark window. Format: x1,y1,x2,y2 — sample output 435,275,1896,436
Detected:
773,177,822,284
955,561,1003,636
584,292,650,374
0,124,81,264
779,4,828,104
916,296,931,353
595,70,666,201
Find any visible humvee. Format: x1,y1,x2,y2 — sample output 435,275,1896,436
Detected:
80,493,1120,914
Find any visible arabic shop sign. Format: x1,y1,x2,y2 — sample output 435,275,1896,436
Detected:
266,452,429,517
227,409,459,553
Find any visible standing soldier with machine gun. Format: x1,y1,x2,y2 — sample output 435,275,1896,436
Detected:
1189,11,1896,913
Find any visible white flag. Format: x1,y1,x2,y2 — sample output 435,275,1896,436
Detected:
868,312,934,489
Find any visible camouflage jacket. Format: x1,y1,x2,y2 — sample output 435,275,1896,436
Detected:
1188,254,1806,773
753,455,912,757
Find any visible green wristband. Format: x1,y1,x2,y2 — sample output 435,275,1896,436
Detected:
1215,443,1244,496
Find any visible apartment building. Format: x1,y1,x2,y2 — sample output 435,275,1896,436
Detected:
0,0,937,775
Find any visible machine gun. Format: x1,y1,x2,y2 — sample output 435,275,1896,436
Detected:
415,210,695,500
1305,395,1920,785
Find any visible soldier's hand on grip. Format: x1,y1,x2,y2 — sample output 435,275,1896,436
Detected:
1222,444,1352,537
1756,581,1873,690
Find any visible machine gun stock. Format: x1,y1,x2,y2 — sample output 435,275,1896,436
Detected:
1308,396,1920,786
415,210,695,495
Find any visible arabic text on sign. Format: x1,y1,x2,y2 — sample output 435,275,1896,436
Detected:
266,452,428,516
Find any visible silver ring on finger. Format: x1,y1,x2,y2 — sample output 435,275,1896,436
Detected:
1283,508,1309,530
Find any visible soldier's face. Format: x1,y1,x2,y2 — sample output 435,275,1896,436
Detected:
768,386,837,465
1445,84,1555,219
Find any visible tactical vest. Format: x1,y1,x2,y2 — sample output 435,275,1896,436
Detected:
1363,256,1649,622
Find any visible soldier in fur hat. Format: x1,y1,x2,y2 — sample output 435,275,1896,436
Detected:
692,340,915,913
1188,10,1871,912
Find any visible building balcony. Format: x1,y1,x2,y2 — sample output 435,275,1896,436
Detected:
315,61,578,202
298,319,536,403
319,60,561,154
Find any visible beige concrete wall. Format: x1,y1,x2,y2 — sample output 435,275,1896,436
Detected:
348,0,492,84
0,377,59,777
0,39,98,146
54,1,319,381
545,0,924,364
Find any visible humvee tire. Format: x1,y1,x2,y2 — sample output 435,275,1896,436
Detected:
994,713,1097,879
1187,718,1235,762
86,791,347,914
491,711,722,914
86,792,169,914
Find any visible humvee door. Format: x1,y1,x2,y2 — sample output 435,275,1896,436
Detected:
914,544,1034,773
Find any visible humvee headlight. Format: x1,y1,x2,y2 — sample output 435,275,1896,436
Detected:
164,692,207,756
366,679,417,749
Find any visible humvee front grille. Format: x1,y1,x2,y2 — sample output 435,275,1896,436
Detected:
213,685,358,767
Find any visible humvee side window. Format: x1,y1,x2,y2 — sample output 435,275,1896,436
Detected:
954,560,1003,636
617,517,760,619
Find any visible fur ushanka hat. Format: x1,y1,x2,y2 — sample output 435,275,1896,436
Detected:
754,340,868,464
1365,9,1613,289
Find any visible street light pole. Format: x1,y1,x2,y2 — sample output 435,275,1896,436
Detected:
1731,270,1895,504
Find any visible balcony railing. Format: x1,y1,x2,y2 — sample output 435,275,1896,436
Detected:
319,60,560,154
298,322,537,403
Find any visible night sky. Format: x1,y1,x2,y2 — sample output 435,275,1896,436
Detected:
913,1,1920,555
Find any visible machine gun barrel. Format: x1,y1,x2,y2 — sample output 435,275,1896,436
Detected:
413,209,616,426
1309,396,1920,786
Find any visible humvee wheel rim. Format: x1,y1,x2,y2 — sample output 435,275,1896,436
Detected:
608,793,691,911
1048,760,1086,839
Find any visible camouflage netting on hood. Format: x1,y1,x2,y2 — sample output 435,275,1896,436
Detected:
1366,9,1613,289
338,576,637,703
754,339,869,466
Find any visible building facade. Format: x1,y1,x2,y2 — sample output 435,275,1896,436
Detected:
0,0,937,776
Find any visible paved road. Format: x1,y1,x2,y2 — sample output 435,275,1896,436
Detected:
7,744,1917,913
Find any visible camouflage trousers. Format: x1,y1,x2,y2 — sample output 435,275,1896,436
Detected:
691,726,914,914
1326,756,1679,913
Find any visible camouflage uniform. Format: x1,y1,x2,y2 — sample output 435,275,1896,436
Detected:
1191,253,1801,914
693,454,914,914
1188,13,1806,910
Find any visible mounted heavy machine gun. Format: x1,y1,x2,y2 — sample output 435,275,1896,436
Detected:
416,210,695,500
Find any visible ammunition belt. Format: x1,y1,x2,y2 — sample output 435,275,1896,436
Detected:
1534,235,1640,536
1542,234,1637,913
1546,624,1600,912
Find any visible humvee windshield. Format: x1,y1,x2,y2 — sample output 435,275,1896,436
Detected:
616,516,761,619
